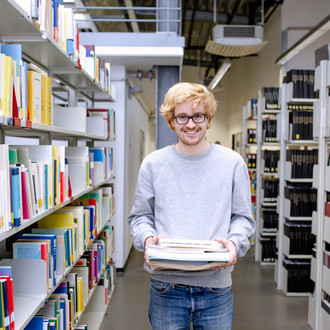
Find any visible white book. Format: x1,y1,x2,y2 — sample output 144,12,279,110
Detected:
158,238,225,251
0,145,12,232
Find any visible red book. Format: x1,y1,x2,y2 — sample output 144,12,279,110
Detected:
21,168,32,219
60,171,65,203
12,85,19,118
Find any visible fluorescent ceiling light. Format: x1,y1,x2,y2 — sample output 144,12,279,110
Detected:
96,46,184,57
276,14,330,65
208,59,232,90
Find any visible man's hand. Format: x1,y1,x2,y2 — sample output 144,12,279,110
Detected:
144,235,163,268
212,238,237,269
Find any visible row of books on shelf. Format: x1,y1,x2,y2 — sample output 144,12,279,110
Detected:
0,45,115,135
247,153,256,169
325,201,330,217
284,221,314,255
246,98,258,118
247,129,257,144
262,178,279,201
0,266,14,330
282,258,313,293
262,208,278,233
288,108,314,141
283,69,318,99
260,237,276,263
262,118,278,142
324,249,330,268
284,185,317,217
261,87,281,110
0,144,114,234
12,1,111,94
262,150,279,173
0,221,115,330
286,149,318,179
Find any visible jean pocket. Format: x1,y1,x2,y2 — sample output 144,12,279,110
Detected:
150,280,172,294
206,285,232,295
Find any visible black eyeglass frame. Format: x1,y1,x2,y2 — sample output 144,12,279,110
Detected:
173,114,207,125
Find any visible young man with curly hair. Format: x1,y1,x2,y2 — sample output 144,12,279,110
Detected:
128,82,255,329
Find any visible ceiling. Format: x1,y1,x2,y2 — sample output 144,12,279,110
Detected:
74,0,283,112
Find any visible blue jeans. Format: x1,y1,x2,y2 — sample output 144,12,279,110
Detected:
149,279,234,330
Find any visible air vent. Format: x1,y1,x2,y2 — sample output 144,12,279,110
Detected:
223,26,256,38
213,25,264,46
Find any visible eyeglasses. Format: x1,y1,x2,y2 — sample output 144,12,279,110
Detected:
173,114,207,125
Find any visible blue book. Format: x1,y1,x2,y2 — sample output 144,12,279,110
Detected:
49,320,56,330
0,267,12,278
83,205,95,239
59,298,66,330
10,167,21,227
18,233,57,286
25,316,43,330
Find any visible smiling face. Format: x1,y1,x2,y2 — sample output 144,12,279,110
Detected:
171,100,210,155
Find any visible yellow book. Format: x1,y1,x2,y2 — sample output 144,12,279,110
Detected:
41,74,46,124
0,54,4,116
46,76,52,126
38,212,77,263
27,71,41,123
77,277,84,312
3,55,13,117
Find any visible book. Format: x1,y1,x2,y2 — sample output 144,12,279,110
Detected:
27,71,42,123
147,238,230,271
157,238,225,251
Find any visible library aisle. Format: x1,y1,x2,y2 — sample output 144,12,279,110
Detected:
100,247,311,330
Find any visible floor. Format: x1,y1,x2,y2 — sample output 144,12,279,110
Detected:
100,247,311,330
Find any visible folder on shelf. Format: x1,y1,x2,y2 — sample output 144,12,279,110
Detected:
12,241,49,292
17,233,57,287
38,213,77,263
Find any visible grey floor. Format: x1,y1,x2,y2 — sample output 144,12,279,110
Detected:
100,247,311,330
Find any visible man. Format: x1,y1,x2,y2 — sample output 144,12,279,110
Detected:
128,82,255,329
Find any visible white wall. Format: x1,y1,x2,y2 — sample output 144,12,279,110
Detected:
127,96,153,225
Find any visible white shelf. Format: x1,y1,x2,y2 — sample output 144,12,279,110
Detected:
0,0,113,100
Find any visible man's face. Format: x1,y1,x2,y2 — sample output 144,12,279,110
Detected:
171,100,209,147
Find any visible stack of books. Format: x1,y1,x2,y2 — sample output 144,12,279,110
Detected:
147,238,230,271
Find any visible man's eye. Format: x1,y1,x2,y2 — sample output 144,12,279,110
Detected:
194,114,202,119
178,116,187,119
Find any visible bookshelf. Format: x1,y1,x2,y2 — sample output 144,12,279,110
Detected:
0,1,116,329
255,90,281,265
275,71,319,297
308,59,330,330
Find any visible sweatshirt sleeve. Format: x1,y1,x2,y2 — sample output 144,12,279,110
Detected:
127,162,157,252
227,163,256,257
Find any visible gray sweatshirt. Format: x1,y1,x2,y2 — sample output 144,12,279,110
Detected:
128,143,256,288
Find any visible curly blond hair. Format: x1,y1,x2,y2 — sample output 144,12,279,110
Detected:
160,82,217,130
